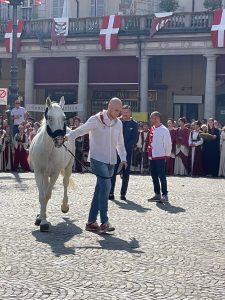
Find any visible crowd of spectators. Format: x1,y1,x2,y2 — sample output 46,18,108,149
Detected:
0,100,225,178
131,117,225,178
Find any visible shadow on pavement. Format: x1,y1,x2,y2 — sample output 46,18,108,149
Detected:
111,198,151,213
78,235,144,254
97,235,144,254
32,217,82,257
156,202,186,214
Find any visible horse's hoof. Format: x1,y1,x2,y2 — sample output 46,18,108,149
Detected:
35,218,41,226
35,214,41,226
40,223,50,232
61,205,69,214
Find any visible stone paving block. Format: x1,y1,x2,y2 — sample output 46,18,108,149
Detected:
0,172,225,299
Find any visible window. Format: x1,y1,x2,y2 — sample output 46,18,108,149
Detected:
0,3,9,21
53,0,64,18
119,0,132,14
90,0,105,17
153,0,160,13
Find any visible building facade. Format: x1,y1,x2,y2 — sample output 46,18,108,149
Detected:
0,11,225,124
0,0,208,21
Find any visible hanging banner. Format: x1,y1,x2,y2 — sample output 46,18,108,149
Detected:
26,103,83,112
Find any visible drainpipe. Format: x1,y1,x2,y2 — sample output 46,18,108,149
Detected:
137,36,142,112
76,0,79,18
192,0,195,12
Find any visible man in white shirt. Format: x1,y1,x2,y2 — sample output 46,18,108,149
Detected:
66,98,127,233
147,111,172,203
11,99,28,136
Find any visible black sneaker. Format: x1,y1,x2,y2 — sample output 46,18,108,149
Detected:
161,195,169,203
148,194,161,202
120,195,127,201
109,194,115,200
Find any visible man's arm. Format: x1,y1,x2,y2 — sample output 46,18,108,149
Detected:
66,116,97,140
164,130,172,157
116,123,127,163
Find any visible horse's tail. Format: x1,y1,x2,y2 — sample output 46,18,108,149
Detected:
60,170,76,189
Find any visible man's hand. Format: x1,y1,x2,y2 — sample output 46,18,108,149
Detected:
120,161,128,169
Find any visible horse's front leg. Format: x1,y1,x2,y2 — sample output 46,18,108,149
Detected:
46,172,59,203
35,174,50,231
61,166,72,213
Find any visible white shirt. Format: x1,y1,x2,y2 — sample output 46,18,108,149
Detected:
149,124,172,159
188,131,203,147
66,110,127,165
11,106,27,125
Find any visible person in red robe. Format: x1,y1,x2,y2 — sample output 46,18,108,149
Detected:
188,121,203,176
166,118,177,175
13,125,30,172
174,117,190,175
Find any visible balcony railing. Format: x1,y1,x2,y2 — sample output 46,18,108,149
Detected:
0,12,213,40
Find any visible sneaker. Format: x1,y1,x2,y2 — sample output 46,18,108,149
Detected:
148,194,161,202
99,222,115,233
120,195,127,201
109,194,115,200
161,195,169,203
85,222,100,232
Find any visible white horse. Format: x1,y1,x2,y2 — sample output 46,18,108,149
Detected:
29,97,75,232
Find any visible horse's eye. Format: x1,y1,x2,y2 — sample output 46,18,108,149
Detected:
47,116,52,122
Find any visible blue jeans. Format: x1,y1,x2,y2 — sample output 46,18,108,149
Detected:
88,158,115,224
150,159,168,196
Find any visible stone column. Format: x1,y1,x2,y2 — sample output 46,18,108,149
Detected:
24,57,34,106
204,54,217,119
77,56,88,121
140,56,149,112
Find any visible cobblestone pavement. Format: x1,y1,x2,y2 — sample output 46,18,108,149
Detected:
0,172,225,300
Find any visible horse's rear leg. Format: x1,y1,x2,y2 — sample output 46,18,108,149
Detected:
61,167,72,213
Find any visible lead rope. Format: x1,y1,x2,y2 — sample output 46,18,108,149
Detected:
62,143,124,179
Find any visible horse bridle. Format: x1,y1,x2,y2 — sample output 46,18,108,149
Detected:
45,107,66,142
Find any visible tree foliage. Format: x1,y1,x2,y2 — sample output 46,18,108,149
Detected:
203,0,222,10
159,0,179,12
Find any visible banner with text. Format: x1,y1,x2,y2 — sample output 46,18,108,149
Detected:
26,104,83,112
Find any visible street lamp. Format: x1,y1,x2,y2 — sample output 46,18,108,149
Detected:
5,0,23,129
8,1,23,106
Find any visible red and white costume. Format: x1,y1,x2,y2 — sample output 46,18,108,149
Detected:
147,124,172,160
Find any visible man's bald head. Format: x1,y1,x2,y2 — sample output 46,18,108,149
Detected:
108,97,122,107
107,97,122,119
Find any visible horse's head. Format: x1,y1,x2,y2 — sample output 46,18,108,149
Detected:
45,97,66,148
